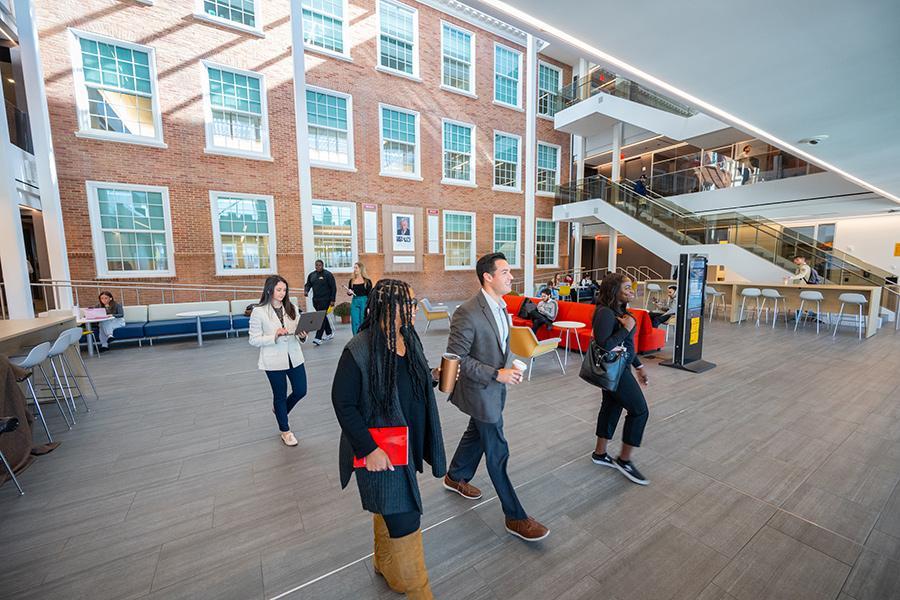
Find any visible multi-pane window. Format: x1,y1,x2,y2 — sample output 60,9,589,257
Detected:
536,219,558,267
442,120,474,184
537,142,561,193
380,105,418,177
211,193,275,274
301,0,346,56
493,132,520,190
378,0,417,76
441,23,474,93
493,215,520,268
494,44,521,108
73,33,160,141
87,183,174,277
201,0,257,30
312,201,356,271
204,64,268,156
444,211,475,269
307,87,353,167
538,61,562,117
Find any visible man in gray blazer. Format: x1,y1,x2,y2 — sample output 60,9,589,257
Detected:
442,253,550,542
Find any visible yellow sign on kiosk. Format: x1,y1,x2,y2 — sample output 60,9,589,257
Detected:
689,317,701,345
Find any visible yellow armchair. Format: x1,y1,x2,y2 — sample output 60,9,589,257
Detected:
420,298,451,332
509,326,565,380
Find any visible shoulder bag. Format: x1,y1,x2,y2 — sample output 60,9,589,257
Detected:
579,340,628,392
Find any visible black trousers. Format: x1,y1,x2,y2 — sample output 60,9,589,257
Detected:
448,412,527,520
313,299,333,340
596,369,649,447
382,511,421,538
531,314,553,332
649,311,672,328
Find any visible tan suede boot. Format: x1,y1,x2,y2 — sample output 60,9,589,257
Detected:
373,515,404,593
390,529,434,600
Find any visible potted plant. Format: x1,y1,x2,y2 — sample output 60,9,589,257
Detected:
333,302,352,324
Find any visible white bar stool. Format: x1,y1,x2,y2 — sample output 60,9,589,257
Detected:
761,289,789,328
0,417,24,495
794,291,826,334
46,328,93,418
9,342,69,442
833,293,868,340
62,327,100,406
645,283,662,309
738,288,763,326
705,286,727,322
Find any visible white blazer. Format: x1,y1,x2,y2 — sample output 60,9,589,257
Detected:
248,303,306,371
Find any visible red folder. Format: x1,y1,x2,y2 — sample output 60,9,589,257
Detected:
353,426,409,468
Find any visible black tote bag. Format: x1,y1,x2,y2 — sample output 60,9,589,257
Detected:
579,340,628,392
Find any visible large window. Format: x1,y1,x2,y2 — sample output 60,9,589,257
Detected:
210,192,276,275
443,211,475,270
536,218,558,268
493,215,520,268
493,131,520,191
537,61,562,117
441,22,474,95
378,0,418,78
442,120,475,185
493,43,521,109
312,200,357,272
537,142,561,194
306,87,354,169
70,31,163,146
196,0,261,34
301,0,349,58
86,182,175,278
379,104,420,178
203,63,269,159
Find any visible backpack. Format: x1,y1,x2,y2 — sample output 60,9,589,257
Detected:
806,268,822,285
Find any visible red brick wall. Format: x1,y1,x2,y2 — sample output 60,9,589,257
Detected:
36,0,571,303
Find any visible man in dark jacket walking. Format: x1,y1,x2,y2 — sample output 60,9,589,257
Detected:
305,259,337,345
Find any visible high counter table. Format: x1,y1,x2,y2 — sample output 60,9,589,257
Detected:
0,311,78,357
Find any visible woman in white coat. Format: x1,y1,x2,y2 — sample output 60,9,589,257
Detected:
249,275,308,446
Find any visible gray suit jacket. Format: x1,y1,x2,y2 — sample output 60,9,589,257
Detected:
447,291,511,424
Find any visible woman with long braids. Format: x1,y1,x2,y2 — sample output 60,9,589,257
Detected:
590,273,651,485
249,275,308,447
331,279,446,599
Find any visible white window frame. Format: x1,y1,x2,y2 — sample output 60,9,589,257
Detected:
378,103,422,180
441,118,476,187
200,60,271,161
68,29,166,148
209,191,277,276
440,21,476,98
301,0,352,61
537,60,563,119
375,0,421,82
442,209,476,271
306,85,355,171
536,141,562,197
492,130,521,193
535,218,559,269
493,214,521,269
311,199,358,274
85,181,176,279
492,42,523,111
193,0,264,37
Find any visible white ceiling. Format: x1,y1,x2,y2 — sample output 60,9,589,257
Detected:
469,0,900,204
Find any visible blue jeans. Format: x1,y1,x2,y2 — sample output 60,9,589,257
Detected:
350,296,367,335
264,362,308,432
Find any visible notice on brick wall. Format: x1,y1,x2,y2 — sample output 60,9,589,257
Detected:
428,213,439,254
364,208,378,254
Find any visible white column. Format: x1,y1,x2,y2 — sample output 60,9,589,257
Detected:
290,2,316,312
523,33,538,296
0,81,35,319
14,0,73,309
572,58,589,283
608,229,618,273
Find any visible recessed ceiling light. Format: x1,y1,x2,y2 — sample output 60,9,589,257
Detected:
798,135,829,146
6,78,14,83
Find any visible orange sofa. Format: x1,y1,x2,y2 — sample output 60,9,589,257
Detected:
503,295,666,354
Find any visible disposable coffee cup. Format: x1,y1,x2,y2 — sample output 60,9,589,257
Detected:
439,353,460,393
512,359,527,372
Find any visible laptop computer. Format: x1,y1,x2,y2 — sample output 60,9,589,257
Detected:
82,307,108,319
294,310,328,334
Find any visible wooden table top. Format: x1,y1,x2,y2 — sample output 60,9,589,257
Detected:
0,311,76,344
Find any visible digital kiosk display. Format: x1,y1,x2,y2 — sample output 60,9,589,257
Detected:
662,254,716,373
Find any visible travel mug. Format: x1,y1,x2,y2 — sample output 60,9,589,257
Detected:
512,359,527,373
439,353,460,393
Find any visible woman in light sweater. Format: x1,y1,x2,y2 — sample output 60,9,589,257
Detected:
249,275,308,446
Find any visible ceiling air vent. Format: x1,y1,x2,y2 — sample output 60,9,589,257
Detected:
798,135,829,146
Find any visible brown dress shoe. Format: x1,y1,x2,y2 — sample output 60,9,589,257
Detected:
443,474,482,500
505,517,550,542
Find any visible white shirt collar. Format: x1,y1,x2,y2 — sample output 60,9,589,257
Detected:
481,288,506,311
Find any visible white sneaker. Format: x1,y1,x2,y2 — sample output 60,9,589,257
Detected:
280,432,298,446
324,333,335,341
312,338,322,346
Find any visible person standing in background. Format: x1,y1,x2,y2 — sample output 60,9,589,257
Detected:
95,291,125,352
347,262,373,335
305,259,337,345
249,275,308,447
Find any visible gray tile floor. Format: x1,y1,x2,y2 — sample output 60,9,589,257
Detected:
1,312,899,600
